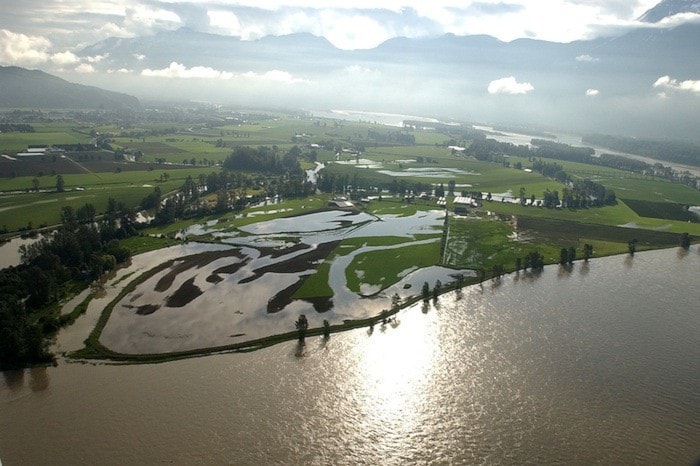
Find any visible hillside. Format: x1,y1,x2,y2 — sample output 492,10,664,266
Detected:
0,66,140,111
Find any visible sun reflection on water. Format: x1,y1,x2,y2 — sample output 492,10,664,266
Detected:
351,310,440,454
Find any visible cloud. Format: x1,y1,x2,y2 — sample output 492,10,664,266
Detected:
85,54,109,63
75,63,96,73
487,76,534,95
653,75,700,93
133,53,146,61
240,70,309,83
142,62,234,79
0,29,51,66
141,62,307,83
124,5,182,33
51,51,80,66
562,0,653,18
576,54,599,62
343,65,378,74
466,2,524,15
586,88,599,96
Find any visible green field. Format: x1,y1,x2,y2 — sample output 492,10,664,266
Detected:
2,108,698,249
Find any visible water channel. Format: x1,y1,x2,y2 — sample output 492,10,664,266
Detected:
1,247,698,464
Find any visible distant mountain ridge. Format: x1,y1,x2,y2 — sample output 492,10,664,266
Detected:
639,0,700,22
0,66,140,110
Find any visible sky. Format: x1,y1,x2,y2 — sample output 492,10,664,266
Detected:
2,0,699,139
0,0,671,68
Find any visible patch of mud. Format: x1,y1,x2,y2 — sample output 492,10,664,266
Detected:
266,280,307,313
258,242,309,259
165,277,203,308
304,297,334,313
242,240,340,284
132,304,160,315
212,258,250,275
206,274,224,284
155,248,244,292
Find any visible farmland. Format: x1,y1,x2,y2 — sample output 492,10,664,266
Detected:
1,105,698,363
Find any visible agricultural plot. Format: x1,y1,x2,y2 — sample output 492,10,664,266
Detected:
623,199,699,222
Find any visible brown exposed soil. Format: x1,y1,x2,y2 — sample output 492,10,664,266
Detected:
241,240,340,284
206,274,224,284
121,303,160,315
304,297,334,313
155,248,244,292
165,277,203,308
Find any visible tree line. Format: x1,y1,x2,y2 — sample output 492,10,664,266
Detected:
583,134,700,168
0,123,35,133
1,199,135,370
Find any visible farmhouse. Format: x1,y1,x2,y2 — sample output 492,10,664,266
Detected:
453,196,479,214
328,197,354,208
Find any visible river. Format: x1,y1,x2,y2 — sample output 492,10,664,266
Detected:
1,247,698,465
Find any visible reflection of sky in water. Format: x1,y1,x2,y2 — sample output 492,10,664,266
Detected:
378,167,479,178
100,209,472,354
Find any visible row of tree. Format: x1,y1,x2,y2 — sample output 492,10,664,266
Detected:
1,199,136,370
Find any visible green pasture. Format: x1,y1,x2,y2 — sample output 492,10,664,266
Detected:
143,195,332,236
0,131,85,154
442,215,558,270
345,239,441,293
482,199,700,236
0,167,216,231
604,177,700,204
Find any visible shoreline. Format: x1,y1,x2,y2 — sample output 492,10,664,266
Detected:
62,242,693,366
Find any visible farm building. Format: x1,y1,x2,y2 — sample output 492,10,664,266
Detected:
453,196,479,214
328,197,354,208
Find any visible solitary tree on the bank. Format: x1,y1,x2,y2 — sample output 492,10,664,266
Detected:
432,280,442,301
628,239,637,256
295,314,308,342
583,244,593,261
56,174,64,193
422,281,430,302
322,319,330,339
391,293,401,311
559,247,569,265
680,233,691,249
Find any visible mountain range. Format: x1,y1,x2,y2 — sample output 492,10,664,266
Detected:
2,0,699,139
0,66,140,111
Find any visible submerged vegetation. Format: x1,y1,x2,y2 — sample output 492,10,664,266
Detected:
0,105,698,367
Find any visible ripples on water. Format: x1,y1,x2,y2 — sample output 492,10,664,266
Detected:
1,248,699,465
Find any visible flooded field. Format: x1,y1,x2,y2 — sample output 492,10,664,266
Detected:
99,208,472,355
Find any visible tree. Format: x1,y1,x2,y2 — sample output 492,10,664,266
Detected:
56,174,65,192
560,247,569,265
216,190,229,212
679,233,691,249
628,239,637,256
295,314,308,342
32,177,40,192
567,246,576,264
323,319,330,339
422,281,430,302
432,280,442,301
391,293,401,311
583,244,593,261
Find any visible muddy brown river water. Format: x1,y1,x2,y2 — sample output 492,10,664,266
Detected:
1,247,699,464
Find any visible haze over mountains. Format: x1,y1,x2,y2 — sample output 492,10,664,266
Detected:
0,66,140,111
1,0,699,140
